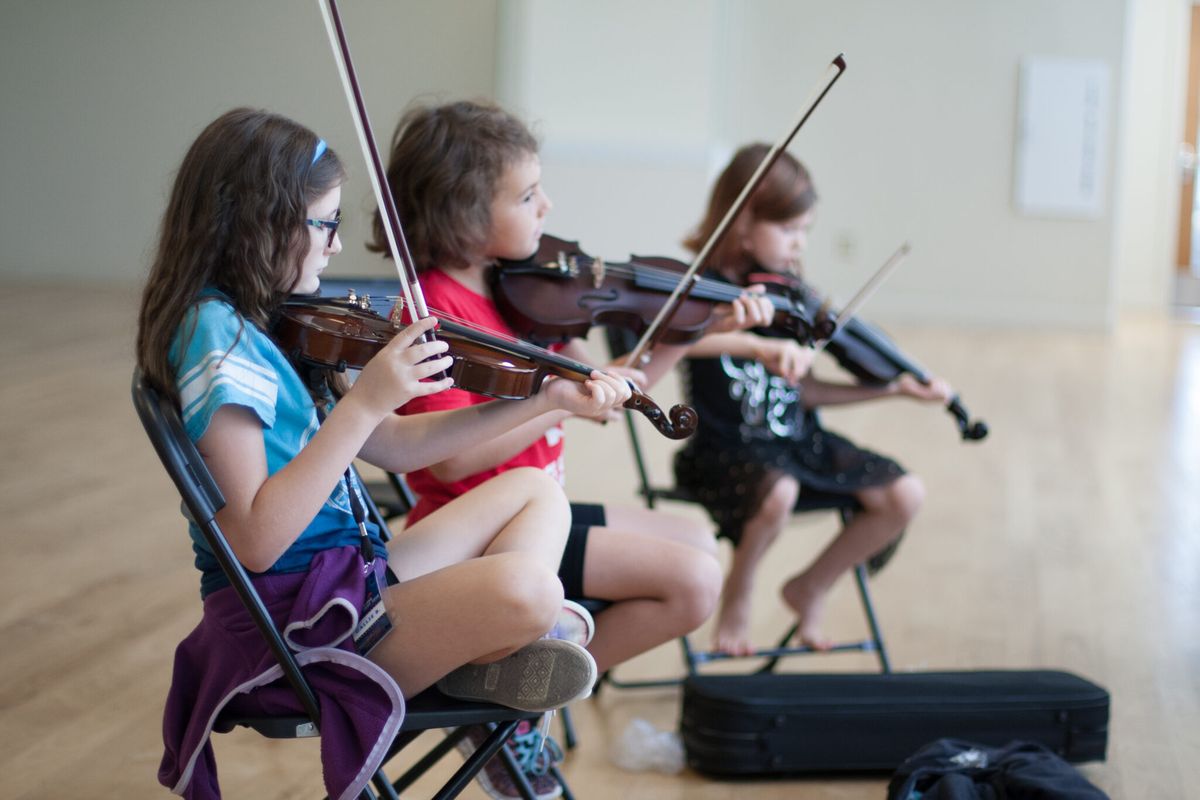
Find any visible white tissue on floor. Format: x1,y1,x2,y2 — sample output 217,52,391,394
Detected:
609,717,685,774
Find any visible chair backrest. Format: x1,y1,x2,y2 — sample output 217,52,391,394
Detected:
130,369,323,723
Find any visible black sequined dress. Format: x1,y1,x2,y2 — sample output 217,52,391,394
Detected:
674,328,905,545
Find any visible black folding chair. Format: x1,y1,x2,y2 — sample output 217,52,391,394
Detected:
132,369,574,800
602,328,892,689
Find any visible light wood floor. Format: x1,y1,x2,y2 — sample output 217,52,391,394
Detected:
2,281,1197,798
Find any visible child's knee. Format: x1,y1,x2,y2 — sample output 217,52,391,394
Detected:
758,476,801,524
671,551,723,629
506,466,567,506
482,553,563,635
504,466,570,533
887,474,925,521
677,516,719,556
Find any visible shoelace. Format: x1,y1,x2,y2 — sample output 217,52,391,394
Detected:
507,715,564,777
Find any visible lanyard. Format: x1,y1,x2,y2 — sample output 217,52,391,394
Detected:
313,401,376,566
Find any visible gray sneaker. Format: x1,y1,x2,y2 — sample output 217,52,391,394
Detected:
438,639,597,712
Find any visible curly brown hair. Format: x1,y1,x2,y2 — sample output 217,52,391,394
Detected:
136,108,345,399
368,100,538,270
685,143,817,282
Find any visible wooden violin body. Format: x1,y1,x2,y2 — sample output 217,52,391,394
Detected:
275,295,698,438
492,235,714,345
492,234,822,347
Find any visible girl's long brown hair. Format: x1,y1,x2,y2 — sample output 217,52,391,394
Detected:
137,108,344,399
368,100,538,271
684,143,817,283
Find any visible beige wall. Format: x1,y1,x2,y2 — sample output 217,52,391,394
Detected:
0,0,499,284
499,0,1142,329
1,0,1187,327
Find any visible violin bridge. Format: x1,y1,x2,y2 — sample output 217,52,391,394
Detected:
592,257,605,289
345,289,372,312
540,251,579,277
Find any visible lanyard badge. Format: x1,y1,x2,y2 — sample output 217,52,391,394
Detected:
353,558,393,656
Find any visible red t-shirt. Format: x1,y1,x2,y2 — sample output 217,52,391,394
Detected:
398,268,565,524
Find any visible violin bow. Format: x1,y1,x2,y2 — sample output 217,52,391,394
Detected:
810,243,989,441
623,53,847,368
317,0,430,329
812,242,911,354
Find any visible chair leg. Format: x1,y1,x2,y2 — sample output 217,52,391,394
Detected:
559,705,577,750
681,634,699,676
392,719,522,800
391,727,467,795
551,764,576,800
371,768,400,800
853,562,892,673
755,623,800,674
496,734,541,800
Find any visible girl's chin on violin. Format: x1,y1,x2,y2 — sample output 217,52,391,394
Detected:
293,266,325,296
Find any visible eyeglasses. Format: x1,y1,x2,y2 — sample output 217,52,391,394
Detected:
306,209,341,248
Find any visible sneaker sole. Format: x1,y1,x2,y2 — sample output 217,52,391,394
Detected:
561,598,596,647
440,639,597,712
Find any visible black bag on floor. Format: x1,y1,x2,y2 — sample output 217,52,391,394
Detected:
680,670,1109,777
887,738,1109,799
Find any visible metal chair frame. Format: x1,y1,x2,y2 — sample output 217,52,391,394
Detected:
601,315,895,688
132,370,574,800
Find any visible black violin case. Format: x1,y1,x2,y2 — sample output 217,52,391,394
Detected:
679,670,1109,777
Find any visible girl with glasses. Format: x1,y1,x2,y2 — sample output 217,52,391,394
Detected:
140,107,629,798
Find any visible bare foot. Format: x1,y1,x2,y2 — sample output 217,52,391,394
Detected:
712,592,756,656
780,576,833,651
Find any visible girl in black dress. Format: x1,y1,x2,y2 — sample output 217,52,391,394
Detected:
676,144,952,655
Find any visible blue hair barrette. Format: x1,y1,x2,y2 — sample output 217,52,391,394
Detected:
312,138,327,165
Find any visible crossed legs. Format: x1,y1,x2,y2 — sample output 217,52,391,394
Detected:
370,468,570,697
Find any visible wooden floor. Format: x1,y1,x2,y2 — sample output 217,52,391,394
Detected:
2,281,1197,798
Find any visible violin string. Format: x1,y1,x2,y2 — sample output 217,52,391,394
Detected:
354,293,606,374
539,255,796,313
350,293,526,345
531,251,759,305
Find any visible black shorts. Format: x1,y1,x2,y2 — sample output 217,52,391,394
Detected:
559,502,606,598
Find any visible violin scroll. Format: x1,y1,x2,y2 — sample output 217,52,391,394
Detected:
625,390,698,440
948,397,989,441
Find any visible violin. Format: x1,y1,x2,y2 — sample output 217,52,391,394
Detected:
492,234,824,347
308,0,694,439
493,56,846,367
749,272,989,442
274,294,698,439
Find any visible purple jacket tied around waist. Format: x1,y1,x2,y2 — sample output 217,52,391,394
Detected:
159,545,405,800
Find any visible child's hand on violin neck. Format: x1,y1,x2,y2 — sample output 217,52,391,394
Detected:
708,288,775,334
602,363,648,391
893,373,954,404
352,316,455,418
544,369,632,421
753,337,814,386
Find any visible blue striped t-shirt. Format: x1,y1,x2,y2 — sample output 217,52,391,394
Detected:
170,292,383,597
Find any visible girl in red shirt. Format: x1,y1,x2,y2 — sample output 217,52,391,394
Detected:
374,102,771,680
